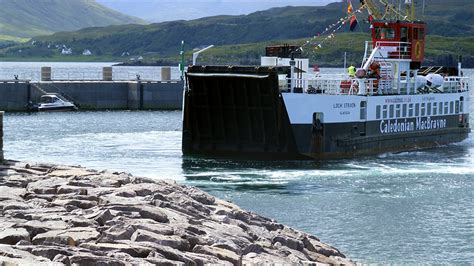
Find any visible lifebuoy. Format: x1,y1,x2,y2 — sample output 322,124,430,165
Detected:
414,41,422,60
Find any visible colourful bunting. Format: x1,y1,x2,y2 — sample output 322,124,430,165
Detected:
297,4,366,52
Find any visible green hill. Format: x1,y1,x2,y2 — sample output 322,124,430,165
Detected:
1,0,473,66
0,0,145,39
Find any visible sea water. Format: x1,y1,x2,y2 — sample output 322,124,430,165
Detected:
1,67,473,264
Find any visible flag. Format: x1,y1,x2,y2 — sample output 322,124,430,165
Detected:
347,0,353,13
350,15,358,31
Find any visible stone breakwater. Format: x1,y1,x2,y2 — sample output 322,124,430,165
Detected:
0,160,352,265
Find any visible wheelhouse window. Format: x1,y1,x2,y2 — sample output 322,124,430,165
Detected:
414,28,425,40
375,27,395,40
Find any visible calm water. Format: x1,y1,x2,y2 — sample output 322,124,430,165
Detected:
1,65,473,264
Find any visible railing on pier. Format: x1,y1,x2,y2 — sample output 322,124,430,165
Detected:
5,67,180,82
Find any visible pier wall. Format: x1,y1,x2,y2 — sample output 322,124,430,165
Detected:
0,111,3,161
0,80,183,111
0,82,30,111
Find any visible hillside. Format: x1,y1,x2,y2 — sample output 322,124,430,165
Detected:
1,0,473,66
0,0,145,39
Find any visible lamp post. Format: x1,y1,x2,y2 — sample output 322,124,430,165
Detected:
192,45,214,65
180,40,185,80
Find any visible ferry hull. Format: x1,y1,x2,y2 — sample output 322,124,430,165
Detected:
291,120,470,159
183,66,470,160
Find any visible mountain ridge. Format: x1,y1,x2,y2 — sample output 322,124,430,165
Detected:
0,0,145,39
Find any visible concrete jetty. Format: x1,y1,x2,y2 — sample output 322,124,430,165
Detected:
0,113,352,264
0,67,183,112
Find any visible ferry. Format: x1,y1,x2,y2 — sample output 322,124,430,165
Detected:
182,4,470,159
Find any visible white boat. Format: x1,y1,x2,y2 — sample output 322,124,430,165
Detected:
37,94,78,112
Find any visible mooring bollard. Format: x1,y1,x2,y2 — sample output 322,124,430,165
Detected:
161,67,171,81
41,67,52,81
103,67,113,81
0,111,3,162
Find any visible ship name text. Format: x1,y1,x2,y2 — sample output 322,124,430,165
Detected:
380,117,447,134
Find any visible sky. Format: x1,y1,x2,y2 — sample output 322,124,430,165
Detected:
96,0,339,22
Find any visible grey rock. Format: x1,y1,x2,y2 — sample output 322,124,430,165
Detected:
0,244,51,262
101,224,136,241
53,199,97,209
0,228,30,245
31,246,73,260
19,220,68,237
272,235,305,251
32,227,100,246
182,186,215,205
78,242,153,258
56,185,88,195
0,186,25,201
193,245,241,265
69,253,126,266
131,229,190,251
242,243,264,255
133,242,196,264
27,177,68,194
85,209,114,226
107,204,168,223
134,221,174,236
53,253,71,265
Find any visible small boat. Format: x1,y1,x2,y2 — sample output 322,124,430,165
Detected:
36,94,78,112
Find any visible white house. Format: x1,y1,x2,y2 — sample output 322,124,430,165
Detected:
82,49,92,56
61,48,72,55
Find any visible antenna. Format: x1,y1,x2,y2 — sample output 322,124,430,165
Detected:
422,0,425,17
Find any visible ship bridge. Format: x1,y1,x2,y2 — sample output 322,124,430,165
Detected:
363,20,426,67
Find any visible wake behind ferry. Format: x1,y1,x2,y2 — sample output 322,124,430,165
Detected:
182,0,470,159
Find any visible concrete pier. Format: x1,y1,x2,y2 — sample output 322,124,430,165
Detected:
0,80,184,111
0,111,3,162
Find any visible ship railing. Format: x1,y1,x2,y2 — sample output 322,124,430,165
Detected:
281,77,308,92
442,76,470,93
364,41,411,61
306,77,360,95
283,75,395,96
